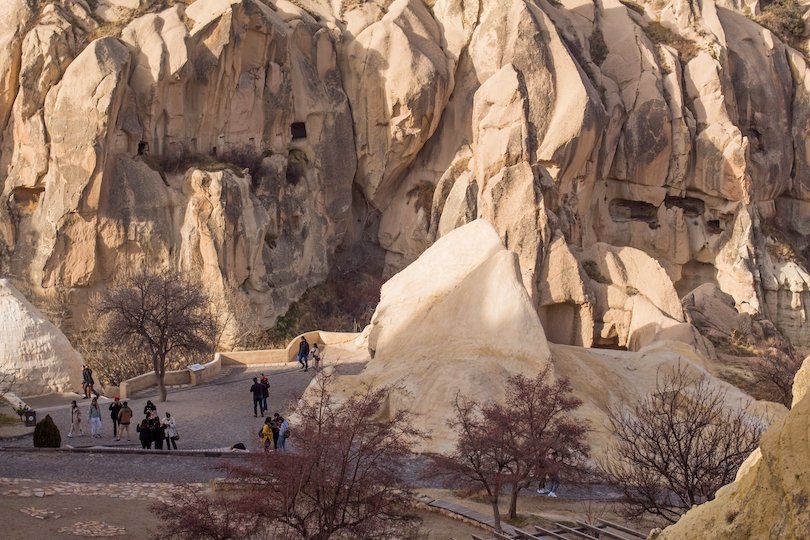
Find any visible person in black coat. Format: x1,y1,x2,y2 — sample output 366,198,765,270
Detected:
250,378,264,417
108,398,123,439
137,418,152,449
150,413,165,450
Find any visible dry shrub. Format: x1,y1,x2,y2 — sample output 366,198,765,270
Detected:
602,364,766,523
756,0,806,46
266,269,382,347
644,22,699,61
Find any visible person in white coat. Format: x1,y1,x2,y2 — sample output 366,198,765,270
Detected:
162,412,179,450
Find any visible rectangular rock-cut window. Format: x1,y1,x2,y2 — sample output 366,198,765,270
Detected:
291,122,307,140
608,198,659,228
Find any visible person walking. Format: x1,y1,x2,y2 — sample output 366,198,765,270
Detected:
82,365,94,399
88,397,102,438
277,415,289,451
163,412,178,450
117,401,133,441
260,376,270,414
68,400,83,438
249,377,264,417
311,343,322,371
109,397,122,439
297,336,310,371
137,417,152,449
260,417,274,453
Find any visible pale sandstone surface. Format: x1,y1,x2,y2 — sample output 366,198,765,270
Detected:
653,392,810,540
0,279,82,396
0,0,810,382
790,355,810,407
314,221,779,457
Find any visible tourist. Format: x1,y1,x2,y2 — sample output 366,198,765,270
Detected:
82,365,97,399
537,449,563,497
277,415,290,451
250,377,264,417
88,397,102,438
143,400,157,417
260,375,270,414
311,343,322,371
68,400,83,437
150,411,164,450
117,401,133,441
271,413,281,451
297,336,310,371
163,412,178,450
137,417,151,449
109,397,122,439
260,417,273,453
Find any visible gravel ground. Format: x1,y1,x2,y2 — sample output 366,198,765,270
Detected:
5,365,313,453
0,451,239,483
0,364,316,483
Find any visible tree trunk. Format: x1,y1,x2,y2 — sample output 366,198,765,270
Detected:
491,497,503,533
158,376,167,402
508,485,519,519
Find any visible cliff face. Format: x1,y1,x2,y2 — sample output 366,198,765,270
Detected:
0,0,808,353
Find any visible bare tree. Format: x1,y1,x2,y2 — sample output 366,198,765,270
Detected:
501,369,588,519
89,269,216,402
750,348,803,407
0,370,15,394
431,394,513,532
432,368,588,531
602,365,766,523
153,373,424,539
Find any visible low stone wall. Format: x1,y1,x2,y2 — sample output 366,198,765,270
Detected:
118,331,359,397
119,355,222,399
220,331,359,366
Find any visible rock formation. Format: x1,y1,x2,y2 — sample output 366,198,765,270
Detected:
0,0,809,362
0,278,82,396
320,220,779,455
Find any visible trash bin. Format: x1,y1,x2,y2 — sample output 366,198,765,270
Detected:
24,410,36,427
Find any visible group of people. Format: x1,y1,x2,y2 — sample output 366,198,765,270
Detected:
295,336,321,372
259,413,290,452
68,397,179,450
136,401,179,450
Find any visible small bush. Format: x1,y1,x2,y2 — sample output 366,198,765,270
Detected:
582,259,611,284
33,414,61,448
756,0,806,45
590,27,609,66
644,22,700,61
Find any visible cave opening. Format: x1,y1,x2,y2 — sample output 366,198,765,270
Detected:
291,122,307,140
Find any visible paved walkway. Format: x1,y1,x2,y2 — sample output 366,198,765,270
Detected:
3,363,315,453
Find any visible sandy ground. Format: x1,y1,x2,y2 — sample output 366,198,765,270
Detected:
0,490,486,540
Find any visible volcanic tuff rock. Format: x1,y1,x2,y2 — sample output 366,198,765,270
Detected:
0,0,809,358
0,278,82,396
319,220,779,455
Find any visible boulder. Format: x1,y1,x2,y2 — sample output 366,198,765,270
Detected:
0,279,82,396
361,219,552,451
